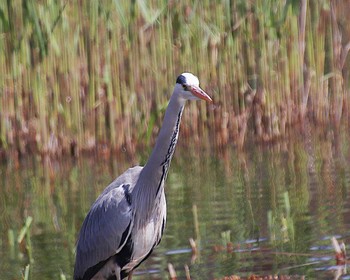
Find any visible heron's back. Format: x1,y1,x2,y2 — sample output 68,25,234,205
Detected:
74,166,142,280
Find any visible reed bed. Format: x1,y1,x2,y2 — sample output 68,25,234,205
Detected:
1,0,350,158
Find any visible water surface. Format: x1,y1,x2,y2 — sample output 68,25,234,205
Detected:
1,128,350,279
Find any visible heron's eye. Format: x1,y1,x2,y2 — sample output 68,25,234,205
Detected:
182,84,188,91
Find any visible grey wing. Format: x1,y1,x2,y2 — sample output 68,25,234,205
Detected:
74,184,133,279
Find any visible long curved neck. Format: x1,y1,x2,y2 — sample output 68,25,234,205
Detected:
139,93,185,190
133,92,185,227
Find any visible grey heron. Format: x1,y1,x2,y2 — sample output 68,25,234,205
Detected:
74,73,212,280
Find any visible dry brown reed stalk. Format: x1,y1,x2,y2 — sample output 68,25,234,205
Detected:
331,236,347,265
189,237,198,263
168,263,177,280
184,264,191,280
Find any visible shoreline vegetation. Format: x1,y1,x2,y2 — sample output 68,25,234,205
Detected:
1,0,350,159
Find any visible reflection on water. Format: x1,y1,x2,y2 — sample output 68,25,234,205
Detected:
0,127,350,280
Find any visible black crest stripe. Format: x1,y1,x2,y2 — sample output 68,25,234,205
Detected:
176,74,186,85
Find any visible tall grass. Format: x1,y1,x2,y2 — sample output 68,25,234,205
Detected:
0,0,349,157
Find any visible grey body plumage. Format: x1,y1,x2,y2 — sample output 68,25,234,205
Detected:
74,73,212,280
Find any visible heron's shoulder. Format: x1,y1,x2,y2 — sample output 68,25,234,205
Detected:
100,165,143,195
114,165,143,186
124,165,143,176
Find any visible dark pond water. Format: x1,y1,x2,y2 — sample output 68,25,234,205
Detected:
1,127,350,280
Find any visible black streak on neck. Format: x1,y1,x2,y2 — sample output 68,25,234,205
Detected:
155,105,184,196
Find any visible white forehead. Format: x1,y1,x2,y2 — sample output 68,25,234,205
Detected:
182,72,200,86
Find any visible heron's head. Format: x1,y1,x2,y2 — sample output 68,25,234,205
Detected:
174,73,212,103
